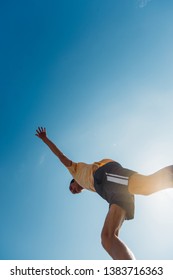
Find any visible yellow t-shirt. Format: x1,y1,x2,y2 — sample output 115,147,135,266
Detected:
67,159,114,192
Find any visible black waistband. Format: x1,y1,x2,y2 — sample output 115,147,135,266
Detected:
94,161,122,176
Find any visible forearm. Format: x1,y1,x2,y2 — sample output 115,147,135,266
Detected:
42,137,72,167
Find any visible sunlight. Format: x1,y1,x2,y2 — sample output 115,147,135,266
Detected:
134,137,173,228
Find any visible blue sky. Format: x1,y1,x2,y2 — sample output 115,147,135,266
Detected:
1,0,173,260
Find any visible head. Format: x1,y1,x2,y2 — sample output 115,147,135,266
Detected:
69,179,83,194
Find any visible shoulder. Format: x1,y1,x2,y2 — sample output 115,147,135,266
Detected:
66,161,77,173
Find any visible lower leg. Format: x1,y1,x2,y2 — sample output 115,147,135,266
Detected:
102,234,135,260
129,165,173,195
101,204,135,260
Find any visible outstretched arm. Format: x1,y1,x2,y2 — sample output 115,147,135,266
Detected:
35,127,72,167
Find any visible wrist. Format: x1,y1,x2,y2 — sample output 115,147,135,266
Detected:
42,136,48,142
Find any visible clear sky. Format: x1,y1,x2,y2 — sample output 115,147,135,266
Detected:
1,0,173,260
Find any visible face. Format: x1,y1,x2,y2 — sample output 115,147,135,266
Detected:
69,180,83,194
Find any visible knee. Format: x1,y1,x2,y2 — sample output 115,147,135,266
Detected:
101,229,119,251
101,231,111,252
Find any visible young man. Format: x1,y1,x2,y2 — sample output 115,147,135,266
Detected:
35,127,173,260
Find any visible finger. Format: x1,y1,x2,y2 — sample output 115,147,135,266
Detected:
36,130,39,134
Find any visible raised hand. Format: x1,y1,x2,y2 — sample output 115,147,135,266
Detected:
35,127,47,140
35,126,72,167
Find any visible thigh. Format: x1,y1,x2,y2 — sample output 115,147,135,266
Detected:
128,167,173,195
101,204,126,238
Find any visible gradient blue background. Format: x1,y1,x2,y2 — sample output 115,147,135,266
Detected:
1,0,173,260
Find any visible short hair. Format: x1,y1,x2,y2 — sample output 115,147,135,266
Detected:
69,179,74,192
70,179,75,184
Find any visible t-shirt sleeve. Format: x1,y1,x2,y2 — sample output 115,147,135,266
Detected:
66,161,78,176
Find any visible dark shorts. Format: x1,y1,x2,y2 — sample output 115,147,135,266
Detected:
94,161,137,220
